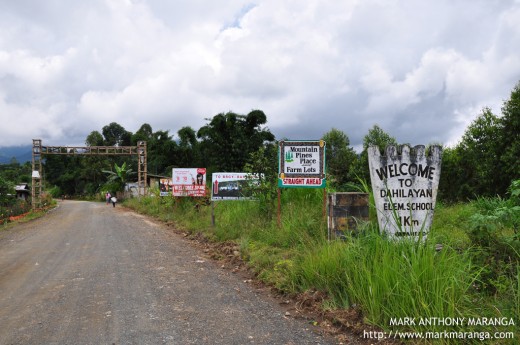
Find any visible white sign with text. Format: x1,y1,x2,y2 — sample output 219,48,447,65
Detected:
368,145,442,240
278,140,326,188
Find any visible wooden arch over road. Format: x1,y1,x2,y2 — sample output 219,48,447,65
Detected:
31,139,147,208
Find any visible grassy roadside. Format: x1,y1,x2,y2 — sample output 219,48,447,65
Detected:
124,188,519,344
1,195,57,230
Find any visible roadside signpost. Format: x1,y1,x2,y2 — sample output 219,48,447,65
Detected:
368,145,442,240
277,140,326,227
172,168,207,197
211,173,260,201
210,172,261,226
278,140,326,188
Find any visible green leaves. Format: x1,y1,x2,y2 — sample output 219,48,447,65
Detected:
440,81,520,201
102,122,132,146
321,128,357,189
197,110,275,172
0,175,15,206
102,161,135,192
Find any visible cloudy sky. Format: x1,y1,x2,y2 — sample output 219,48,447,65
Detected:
1,0,519,151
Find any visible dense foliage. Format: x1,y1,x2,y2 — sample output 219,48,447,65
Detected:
0,80,518,209
440,82,520,201
0,161,31,223
197,110,275,172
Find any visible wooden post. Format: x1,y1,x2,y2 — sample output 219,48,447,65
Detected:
323,188,327,239
211,201,215,227
277,188,281,228
323,188,327,219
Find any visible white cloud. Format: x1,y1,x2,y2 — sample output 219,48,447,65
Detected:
0,0,519,149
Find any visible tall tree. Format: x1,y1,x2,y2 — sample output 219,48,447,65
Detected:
244,143,279,218
177,126,200,167
351,125,398,185
500,81,520,186
243,110,275,156
197,110,275,171
437,82,520,201
132,123,153,145
102,122,132,146
457,107,503,197
148,130,177,175
85,131,104,146
438,145,467,202
101,122,134,178
321,128,357,189
44,154,84,196
83,130,108,193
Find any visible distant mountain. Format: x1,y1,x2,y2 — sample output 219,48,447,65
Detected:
0,145,33,164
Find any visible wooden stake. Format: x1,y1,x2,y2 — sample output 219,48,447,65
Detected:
277,188,281,228
211,201,215,227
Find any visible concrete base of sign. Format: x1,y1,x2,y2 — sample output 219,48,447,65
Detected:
327,193,369,240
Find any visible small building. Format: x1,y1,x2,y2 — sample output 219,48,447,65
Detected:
15,184,30,201
148,174,170,190
120,174,170,198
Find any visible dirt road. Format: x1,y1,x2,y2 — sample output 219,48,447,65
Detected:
0,200,338,345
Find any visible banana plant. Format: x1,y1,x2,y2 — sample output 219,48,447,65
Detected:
102,162,135,191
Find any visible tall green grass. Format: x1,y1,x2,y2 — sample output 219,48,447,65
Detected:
515,266,520,323
294,230,477,329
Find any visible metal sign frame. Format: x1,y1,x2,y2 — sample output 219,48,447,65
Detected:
31,139,147,208
278,140,326,188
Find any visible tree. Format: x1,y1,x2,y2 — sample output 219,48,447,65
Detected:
244,143,279,218
321,128,357,189
102,162,135,192
243,110,275,155
437,81,520,201
85,131,104,146
0,175,15,206
0,160,31,184
350,125,398,185
457,107,503,197
132,123,153,145
362,124,399,151
147,130,177,175
177,126,201,167
84,130,110,193
438,146,466,202
197,110,275,171
500,81,520,185
44,154,84,196
102,122,132,146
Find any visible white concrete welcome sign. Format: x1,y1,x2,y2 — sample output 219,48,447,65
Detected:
368,145,442,240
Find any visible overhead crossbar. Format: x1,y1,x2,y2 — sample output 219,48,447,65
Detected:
31,139,147,208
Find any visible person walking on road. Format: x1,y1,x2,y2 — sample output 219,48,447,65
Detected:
106,192,111,205
111,195,117,207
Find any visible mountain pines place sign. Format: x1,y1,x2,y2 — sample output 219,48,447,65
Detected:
368,145,442,240
278,140,326,188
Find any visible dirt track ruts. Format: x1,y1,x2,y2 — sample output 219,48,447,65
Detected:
0,200,342,345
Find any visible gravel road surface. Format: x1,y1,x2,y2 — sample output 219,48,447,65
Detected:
0,200,339,345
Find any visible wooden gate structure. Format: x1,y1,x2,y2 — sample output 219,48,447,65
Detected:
31,139,147,208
